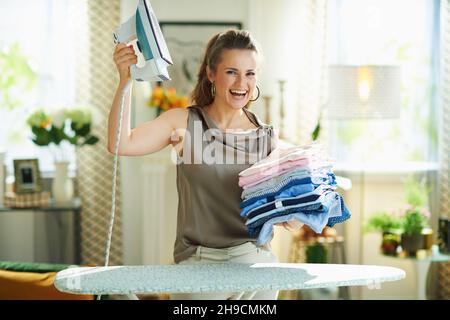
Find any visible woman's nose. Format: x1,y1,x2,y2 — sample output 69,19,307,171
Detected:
235,75,246,87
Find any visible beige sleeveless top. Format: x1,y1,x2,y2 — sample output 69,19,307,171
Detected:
174,105,276,263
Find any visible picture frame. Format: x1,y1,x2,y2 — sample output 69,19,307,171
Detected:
13,158,41,194
159,21,242,96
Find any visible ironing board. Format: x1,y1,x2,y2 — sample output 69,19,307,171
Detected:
54,263,405,296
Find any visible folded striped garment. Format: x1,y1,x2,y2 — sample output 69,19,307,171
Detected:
240,167,335,199
237,143,351,245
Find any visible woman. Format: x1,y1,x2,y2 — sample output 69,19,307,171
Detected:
109,29,302,300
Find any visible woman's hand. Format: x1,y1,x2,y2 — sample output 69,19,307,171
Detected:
275,220,304,231
113,43,138,83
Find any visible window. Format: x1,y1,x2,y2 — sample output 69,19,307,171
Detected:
328,0,439,165
0,0,87,175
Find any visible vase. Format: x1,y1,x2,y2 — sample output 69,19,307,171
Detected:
52,161,74,204
401,233,424,257
421,228,433,250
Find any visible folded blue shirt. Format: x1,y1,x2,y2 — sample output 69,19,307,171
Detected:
252,194,351,245
241,173,337,210
256,213,328,245
244,185,334,220
247,191,340,233
240,182,317,217
247,201,325,237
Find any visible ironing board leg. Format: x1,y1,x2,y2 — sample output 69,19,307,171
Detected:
126,293,139,300
231,291,246,300
245,291,257,300
230,291,257,300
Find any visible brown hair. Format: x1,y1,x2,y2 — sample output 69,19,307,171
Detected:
191,29,261,108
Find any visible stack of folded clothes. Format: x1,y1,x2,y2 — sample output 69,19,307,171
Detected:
238,144,351,245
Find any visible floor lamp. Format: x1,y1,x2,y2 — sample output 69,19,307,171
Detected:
326,65,401,295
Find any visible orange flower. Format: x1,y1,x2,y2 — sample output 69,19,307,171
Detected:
40,119,52,129
148,86,189,112
160,101,170,110
152,86,164,99
179,96,189,108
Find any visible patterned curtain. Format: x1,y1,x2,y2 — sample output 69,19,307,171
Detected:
440,0,450,218
439,0,450,300
73,0,123,266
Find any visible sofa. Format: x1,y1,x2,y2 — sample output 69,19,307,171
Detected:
0,261,94,300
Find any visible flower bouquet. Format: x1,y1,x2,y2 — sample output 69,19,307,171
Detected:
148,83,189,116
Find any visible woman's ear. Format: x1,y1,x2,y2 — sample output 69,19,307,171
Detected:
206,65,215,83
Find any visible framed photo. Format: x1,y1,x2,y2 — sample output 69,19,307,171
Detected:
160,21,242,96
13,159,41,194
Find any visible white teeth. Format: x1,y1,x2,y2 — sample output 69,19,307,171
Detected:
230,90,247,95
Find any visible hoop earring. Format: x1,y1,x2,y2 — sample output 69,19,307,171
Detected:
210,82,216,99
249,85,260,102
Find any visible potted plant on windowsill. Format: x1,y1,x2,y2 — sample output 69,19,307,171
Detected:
399,176,432,256
400,206,430,256
364,211,402,256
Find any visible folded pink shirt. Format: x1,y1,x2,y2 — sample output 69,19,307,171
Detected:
239,144,326,176
240,160,333,189
238,144,334,188
239,157,311,187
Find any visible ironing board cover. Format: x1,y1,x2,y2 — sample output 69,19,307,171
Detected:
54,263,405,295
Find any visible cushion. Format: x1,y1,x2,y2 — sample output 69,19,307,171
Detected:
0,261,71,273
0,269,94,300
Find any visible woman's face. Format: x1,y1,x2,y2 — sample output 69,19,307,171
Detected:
207,49,259,110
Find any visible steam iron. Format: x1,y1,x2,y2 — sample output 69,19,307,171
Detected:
113,0,173,82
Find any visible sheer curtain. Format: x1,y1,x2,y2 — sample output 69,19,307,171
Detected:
0,0,123,265
0,0,80,173
292,0,330,147
249,0,330,146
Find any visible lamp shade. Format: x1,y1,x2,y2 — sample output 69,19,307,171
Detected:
327,65,401,119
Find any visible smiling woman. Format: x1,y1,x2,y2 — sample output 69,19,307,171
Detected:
191,30,262,112
108,29,283,300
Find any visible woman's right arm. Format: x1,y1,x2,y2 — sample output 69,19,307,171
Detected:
108,44,187,156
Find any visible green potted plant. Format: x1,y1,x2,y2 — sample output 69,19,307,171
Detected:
399,176,432,256
364,211,402,255
400,206,430,256
305,241,328,263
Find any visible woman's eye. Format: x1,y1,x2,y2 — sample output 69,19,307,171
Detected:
247,72,256,77
226,70,237,75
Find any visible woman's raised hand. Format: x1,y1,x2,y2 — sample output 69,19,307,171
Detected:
113,43,138,82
